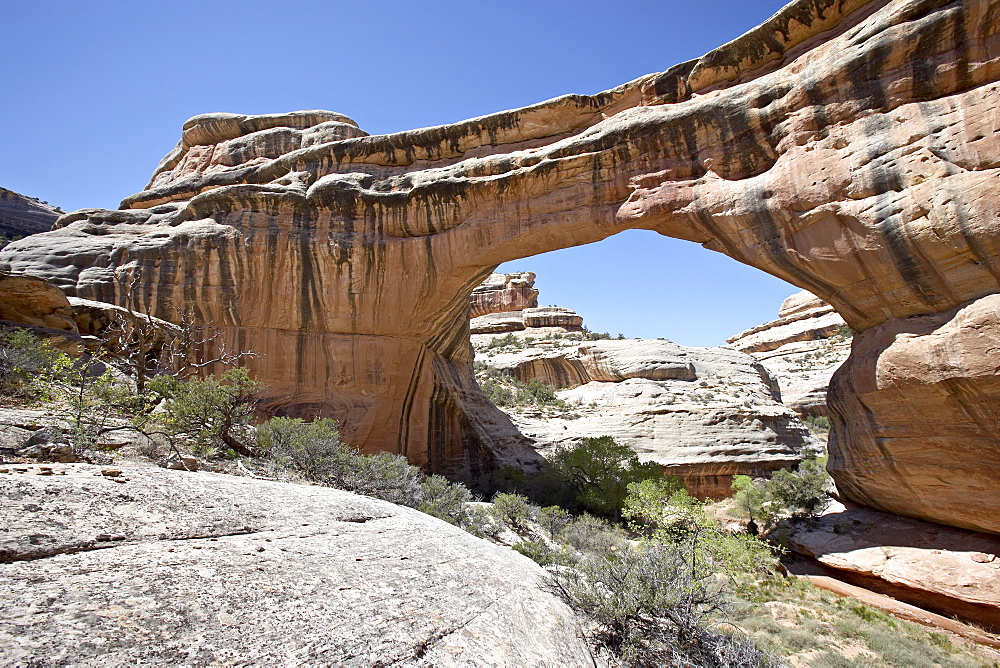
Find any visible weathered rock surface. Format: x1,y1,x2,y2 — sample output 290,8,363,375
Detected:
522,306,584,330
2,0,999,529
729,290,852,418
0,187,62,239
0,462,595,666
0,272,78,333
787,504,1000,631
829,293,1000,534
470,310,527,334
478,338,813,497
469,272,539,318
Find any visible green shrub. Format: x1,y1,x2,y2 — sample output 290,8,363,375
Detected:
418,474,475,525
536,505,572,540
487,333,520,349
461,504,502,539
803,415,831,434
512,539,569,566
766,455,830,518
549,544,780,667
336,450,423,506
490,492,535,531
479,375,516,406
523,377,559,404
0,328,64,398
548,436,664,518
149,367,260,457
257,416,345,479
560,513,627,555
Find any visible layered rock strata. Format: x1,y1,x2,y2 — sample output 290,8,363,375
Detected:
477,337,813,497
2,0,999,528
469,272,538,318
0,463,595,665
729,290,852,418
0,188,62,239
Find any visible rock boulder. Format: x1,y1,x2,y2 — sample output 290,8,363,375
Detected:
0,463,595,666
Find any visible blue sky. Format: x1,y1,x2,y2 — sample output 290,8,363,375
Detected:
1,0,796,346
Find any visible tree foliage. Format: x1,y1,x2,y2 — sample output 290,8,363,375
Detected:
548,436,664,518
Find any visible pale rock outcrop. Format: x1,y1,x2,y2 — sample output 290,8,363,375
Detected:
0,188,62,239
729,290,852,419
787,505,1000,631
2,0,999,530
469,272,538,318
477,338,812,497
0,462,596,666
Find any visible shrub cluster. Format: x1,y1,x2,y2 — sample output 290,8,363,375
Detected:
731,455,832,532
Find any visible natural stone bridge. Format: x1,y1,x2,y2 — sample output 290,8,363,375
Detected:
3,0,998,533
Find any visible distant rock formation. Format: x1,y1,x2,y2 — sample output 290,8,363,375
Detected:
470,277,814,497
477,336,812,498
728,291,851,419
0,462,594,665
2,0,998,531
469,272,538,318
470,272,582,335
0,188,62,239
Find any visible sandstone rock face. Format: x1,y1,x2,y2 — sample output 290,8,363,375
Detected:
470,310,527,335
0,463,596,666
1,0,998,528
787,505,1000,631
729,290,852,419
477,337,813,497
469,272,538,318
829,293,1000,534
522,306,584,330
0,187,62,239
0,272,78,333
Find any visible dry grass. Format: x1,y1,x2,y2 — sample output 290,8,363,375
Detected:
727,577,1000,667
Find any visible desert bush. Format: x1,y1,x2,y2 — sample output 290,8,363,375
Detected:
536,505,573,540
461,504,502,539
512,539,569,566
765,455,831,519
148,367,260,457
549,543,781,667
0,328,64,398
490,492,536,531
623,479,780,593
257,416,346,479
560,513,627,555
487,333,520,349
523,377,559,404
803,415,830,434
479,375,516,406
418,474,475,525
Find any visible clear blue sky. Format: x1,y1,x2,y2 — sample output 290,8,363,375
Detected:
1,0,797,346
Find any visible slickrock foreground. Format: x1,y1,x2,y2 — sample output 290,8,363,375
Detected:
0,463,594,666
2,0,999,531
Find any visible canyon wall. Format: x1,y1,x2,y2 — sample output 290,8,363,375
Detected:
2,0,999,530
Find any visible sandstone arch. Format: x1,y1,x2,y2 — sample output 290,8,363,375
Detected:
3,0,999,532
